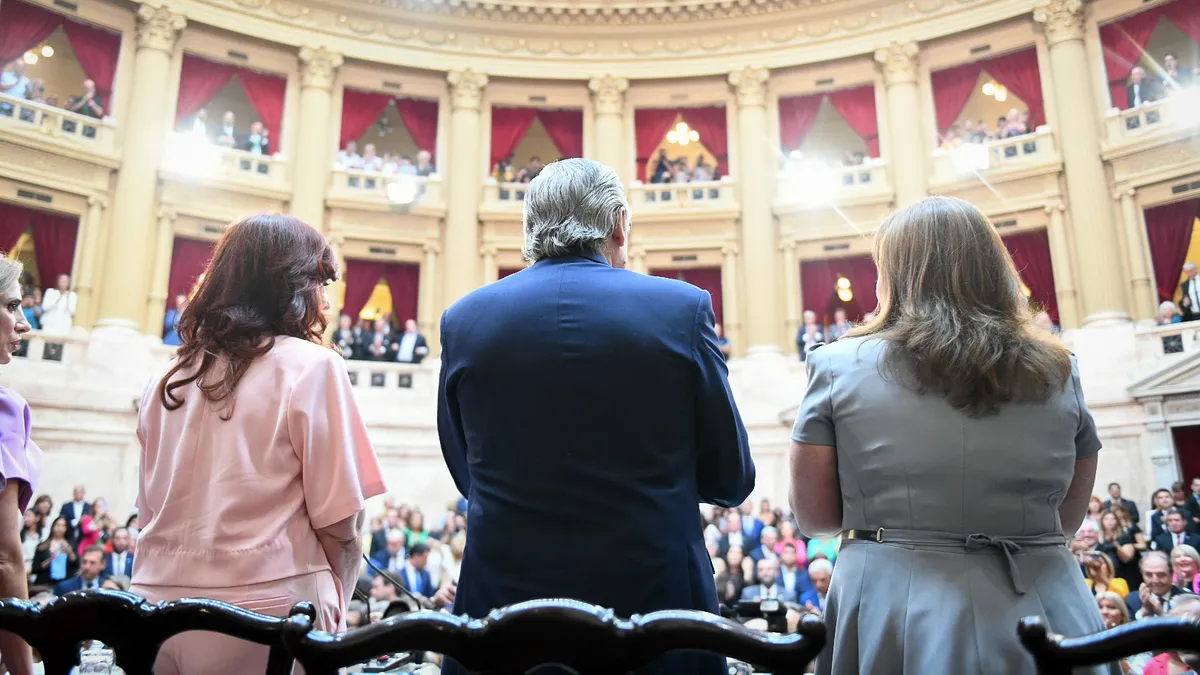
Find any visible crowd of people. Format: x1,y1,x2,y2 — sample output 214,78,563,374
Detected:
647,150,719,184
940,107,1032,150
331,315,429,363
185,108,271,155
336,140,437,176
1,60,105,120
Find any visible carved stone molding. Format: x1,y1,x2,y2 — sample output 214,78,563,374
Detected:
448,70,489,111
874,41,919,86
299,47,343,90
1112,187,1136,201
588,76,628,117
728,67,770,108
86,194,109,209
479,244,499,256
1033,0,1085,47
1043,201,1065,215
722,244,740,256
424,242,441,255
135,4,186,54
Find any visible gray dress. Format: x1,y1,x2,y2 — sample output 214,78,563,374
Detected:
792,337,1114,675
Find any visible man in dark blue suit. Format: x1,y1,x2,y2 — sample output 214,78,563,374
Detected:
54,546,107,595
438,158,755,675
103,527,134,577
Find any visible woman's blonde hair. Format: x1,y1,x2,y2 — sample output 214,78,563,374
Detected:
848,196,1071,416
1095,591,1130,625
0,253,23,295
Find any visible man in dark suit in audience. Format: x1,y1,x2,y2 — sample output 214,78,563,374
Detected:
1181,264,1200,322
54,546,107,595
394,319,429,364
397,544,433,597
1126,67,1162,108
749,526,779,564
1152,510,1200,554
369,530,407,577
58,485,90,544
740,558,797,603
104,528,134,577
438,158,754,675
1104,482,1140,524
1126,552,1196,618
778,543,814,600
718,510,750,558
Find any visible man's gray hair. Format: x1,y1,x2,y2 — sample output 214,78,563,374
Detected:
522,158,629,262
808,558,834,576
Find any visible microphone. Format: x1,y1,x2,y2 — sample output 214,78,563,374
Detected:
360,553,435,612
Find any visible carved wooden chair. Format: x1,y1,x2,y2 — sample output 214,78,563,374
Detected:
1018,615,1200,675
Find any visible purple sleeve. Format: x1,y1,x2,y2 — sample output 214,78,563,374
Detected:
0,387,41,513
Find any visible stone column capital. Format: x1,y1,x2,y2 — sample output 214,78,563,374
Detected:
424,242,441,255
630,247,646,259
1113,187,1136,200
479,244,498,256
155,206,177,222
86,194,109,209
874,41,920,86
1043,201,1066,215
588,76,629,116
722,244,740,256
777,240,796,253
1033,0,1086,47
328,233,346,247
448,70,489,111
135,4,186,54
728,67,770,108
298,47,343,90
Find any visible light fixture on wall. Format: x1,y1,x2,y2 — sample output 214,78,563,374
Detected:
22,44,53,65
981,80,1008,102
22,52,37,65
40,45,54,58
667,121,699,146
836,276,854,302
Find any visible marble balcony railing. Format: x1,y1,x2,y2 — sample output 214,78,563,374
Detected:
1134,321,1200,371
1104,92,1200,150
930,127,1059,185
159,133,290,194
0,93,118,156
627,178,737,211
774,160,891,208
327,169,444,211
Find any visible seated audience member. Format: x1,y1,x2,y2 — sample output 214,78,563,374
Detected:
31,517,76,591
337,141,363,169
1163,54,1193,90
216,111,237,147
1152,509,1200,554
1151,488,1177,540
104,527,134,577
369,574,400,615
0,60,31,104
1159,301,1183,326
1141,596,1200,674
102,575,131,592
740,558,797,602
54,545,107,594
778,542,814,600
1096,591,1154,673
800,558,832,615
1105,482,1141,524
415,150,436,176
1083,551,1129,598
398,543,433,597
1126,551,1197,618
394,319,428,364
724,545,754,587
370,508,404,555
242,121,270,155
1174,545,1200,594
775,521,806,562
163,294,186,346
65,79,104,119
1127,67,1162,107
369,530,407,576
826,308,851,341
749,526,779,563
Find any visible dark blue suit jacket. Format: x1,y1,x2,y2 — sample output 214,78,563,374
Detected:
438,252,754,675
54,574,106,596
104,552,134,577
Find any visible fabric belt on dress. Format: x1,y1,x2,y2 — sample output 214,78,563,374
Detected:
842,528,1068,595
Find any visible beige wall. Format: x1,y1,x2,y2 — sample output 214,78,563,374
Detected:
510,117,561,170
952,69,1032,134
351,102,420,159
796,97,870,162
22,28,89,106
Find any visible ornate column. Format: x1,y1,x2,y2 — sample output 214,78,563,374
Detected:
144,208,176,339
874,42,927,207
728,66,781,353
781,241,800,353
443,69,489,307
420,242,440,335
290,47,342,228
588,76,629,181
1044,202,1082,329
73,194,107,328
94,4,185,331
1035,0,1130,323
327,233,346,327
720,244,742,355
630,248,647,275
1117,189,1157,322
480,244,498,284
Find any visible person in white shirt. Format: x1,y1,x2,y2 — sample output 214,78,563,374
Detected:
739,558,797,602
106,528,134,577
337,141,363,169
190,108,209,138
805,558,833,614
0,60,31,102
40,274,76,335
216,110,237,148
395,319,428,364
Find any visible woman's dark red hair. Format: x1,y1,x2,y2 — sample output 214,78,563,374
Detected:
157,214,337,418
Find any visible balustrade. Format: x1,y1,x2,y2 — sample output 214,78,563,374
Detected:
1135,321,1200,366
627,178,737,210
1104,93,1200,148
328,169,443,208
930,128,1059,184
0,93,117,155
160,133,290,191
774,160,891,208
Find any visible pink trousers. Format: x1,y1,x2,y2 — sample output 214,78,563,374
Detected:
130,570,343,675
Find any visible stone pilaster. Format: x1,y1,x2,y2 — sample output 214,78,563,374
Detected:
290,47,343,228
588,76,629,181
873,41,927,206
442,70,489,307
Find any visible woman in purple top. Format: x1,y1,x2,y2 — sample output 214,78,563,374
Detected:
0,252,41,675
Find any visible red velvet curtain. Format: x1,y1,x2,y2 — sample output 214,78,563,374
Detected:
1145,198,1200,302
236,69,287,138
383,263,420,325
0,0,60,63
800,255,878,324
1166,0,1200,42
30,211,78,286
1173,426,1200,488
62,21,122,101
650,268,724,326
777,94,824,153
174,55,236,125
828,86,880,158
1100,6,1169,109
0,203,33,253
982,48,1046,129
634,109,682,182
680,106,728,177
394,97,440,155
490,106,539,168
167,238,215,301
536,109,584,159
339,89,392,149
931,61,986,136
342,259,386,321
1003,229,1060,324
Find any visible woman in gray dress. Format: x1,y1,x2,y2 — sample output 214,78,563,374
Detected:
790,196,1112,675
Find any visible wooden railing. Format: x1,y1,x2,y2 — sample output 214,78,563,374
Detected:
0,92,116,153
627,178,737,210
930,128,1058,183
1104,91,1199,147
0,591,825,675
327,169,443,208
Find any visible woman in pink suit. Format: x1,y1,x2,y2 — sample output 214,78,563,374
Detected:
130,214,387,675
0,251,40,675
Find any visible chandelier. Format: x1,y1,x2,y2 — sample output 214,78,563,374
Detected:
22,44,54,65
981,80,1007,103
836,276,853,302
667,121,699,147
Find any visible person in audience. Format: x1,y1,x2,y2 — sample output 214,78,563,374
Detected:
1100,509,1142,590
1126,551,1196,618
20,293,39,331
242,121,269,155
826,308,851,341
1153,509,1200,554
104,527,134,577
25,79,44,105
1096,590,1154,673
1181,263,1200,322
189,108,208,138
1159,301,1184,325
0,60,31,104
1004,108,1028,137
331,314,360,359
404,510,429,547
337,140,363,169
75,498,112,554
727,546,754,585
800,558,832,616
778,541,814,600
806,535,840,564
1186,477,1200,531
370,574,400,611
1140,596,1200,674
369,530,407,577
740,557,796,602
1127,67,1163,108
1083,551,1129,598
1151,488,1178,540
53,545,106,594
394,319,428,364
216,111,237,147
363,317,397,361
437,157,753,675
398,543,433,597
31,495,51,541
718,511,746,557
775,520,805,560
1172,544,1200,594
31,517,75,592
65,79,104,119
58,485,89,544
789,196,1108,675
1115,501,1150,560
415,150,436,176
130,214,386,674
1088,495,1106,527
1163,54,1193,90
748,526,778,563
163,294,186,346
21,510,42,575
1107,483,1142,524
40,274,76,336
370,507,404,556
361,144,383,172
797,309,825,362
